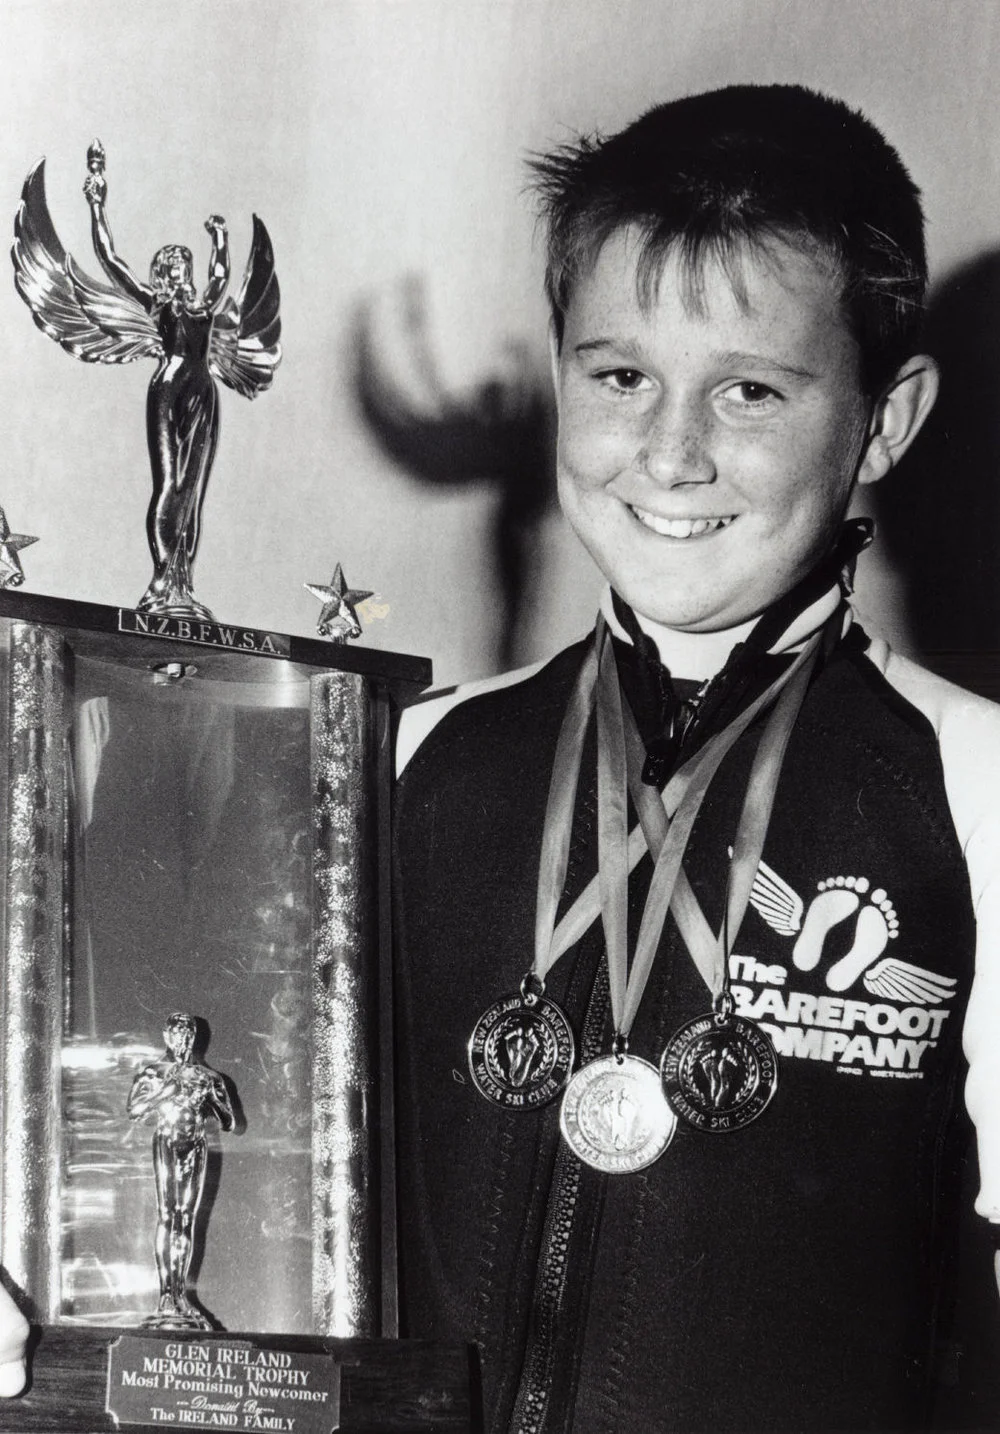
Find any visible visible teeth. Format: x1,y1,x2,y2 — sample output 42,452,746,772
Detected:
630,509,734,538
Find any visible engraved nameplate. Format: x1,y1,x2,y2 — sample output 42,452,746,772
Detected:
106,1335,342,1432
118,609,292,657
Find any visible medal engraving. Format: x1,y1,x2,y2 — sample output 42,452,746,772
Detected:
660,1014,778,1132
468,994,574,1109
559,1054,676,1173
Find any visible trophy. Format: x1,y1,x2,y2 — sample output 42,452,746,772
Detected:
127,1013,237,1331
0,147,470,1430
13,140,280,621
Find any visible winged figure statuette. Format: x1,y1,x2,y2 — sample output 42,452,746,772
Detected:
11,140,281,620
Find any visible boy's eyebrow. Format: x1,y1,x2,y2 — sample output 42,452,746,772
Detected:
572,339,819,382
716,349,818,381
572,338,645,361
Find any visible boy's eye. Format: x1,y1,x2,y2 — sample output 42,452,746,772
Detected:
596,367,652,394
722,380,781,407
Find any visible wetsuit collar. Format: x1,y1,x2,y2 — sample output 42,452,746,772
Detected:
601,518,872,682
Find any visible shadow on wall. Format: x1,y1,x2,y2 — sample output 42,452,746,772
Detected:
875,251,1000,675
352,277,555,673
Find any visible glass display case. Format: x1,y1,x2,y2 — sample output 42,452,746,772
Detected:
0,589,471,1431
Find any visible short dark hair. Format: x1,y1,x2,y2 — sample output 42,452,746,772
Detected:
530,84,927,393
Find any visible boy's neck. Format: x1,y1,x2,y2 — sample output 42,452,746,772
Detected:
601,586,843,682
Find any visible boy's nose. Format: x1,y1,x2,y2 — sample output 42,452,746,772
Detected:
639,402,716,486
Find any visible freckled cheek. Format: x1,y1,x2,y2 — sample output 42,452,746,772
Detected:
710,437,793,509
785,409,863,487
557,412,637,493
556,466,601,527
721,418,846,509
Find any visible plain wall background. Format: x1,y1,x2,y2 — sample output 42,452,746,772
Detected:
1,0,997,684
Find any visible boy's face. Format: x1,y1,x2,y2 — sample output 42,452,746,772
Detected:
553,229,879,632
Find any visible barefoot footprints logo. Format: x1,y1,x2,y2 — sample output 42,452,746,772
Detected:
733,858,956,1079
748,859,955,1002
794,877,897,991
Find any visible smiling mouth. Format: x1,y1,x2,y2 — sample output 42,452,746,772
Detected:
629,507,736,539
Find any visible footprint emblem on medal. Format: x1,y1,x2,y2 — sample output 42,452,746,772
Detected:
468,985,575,1110
660,1011,779,1133
559,1053,677,1173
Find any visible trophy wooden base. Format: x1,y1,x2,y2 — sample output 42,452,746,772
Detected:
0,1326,476,1433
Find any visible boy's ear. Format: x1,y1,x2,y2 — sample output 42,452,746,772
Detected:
857,354,940,486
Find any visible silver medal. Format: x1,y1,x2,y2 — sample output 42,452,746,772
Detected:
468,993,575,1109
660,1013,778,1132
559,1054,676,1173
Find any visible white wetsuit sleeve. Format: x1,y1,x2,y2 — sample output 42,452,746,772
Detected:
871,640,1000,1220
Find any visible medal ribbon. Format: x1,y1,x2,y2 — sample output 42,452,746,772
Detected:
529,607,833,1025
544,648,781,964
528,625,734,986
595,616,826,1043
529,642,599,990
619,625,827,1011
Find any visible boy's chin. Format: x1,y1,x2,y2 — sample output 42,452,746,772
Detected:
617,588,757,635
602,554,766,634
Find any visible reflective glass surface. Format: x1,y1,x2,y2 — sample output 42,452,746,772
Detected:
61,650,314,1332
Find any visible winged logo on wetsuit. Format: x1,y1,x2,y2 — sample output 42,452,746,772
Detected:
747,856,957,1004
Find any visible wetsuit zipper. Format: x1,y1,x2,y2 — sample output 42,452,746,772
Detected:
507,966,610,1434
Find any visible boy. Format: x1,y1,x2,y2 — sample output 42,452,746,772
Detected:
393,85,1000,1431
